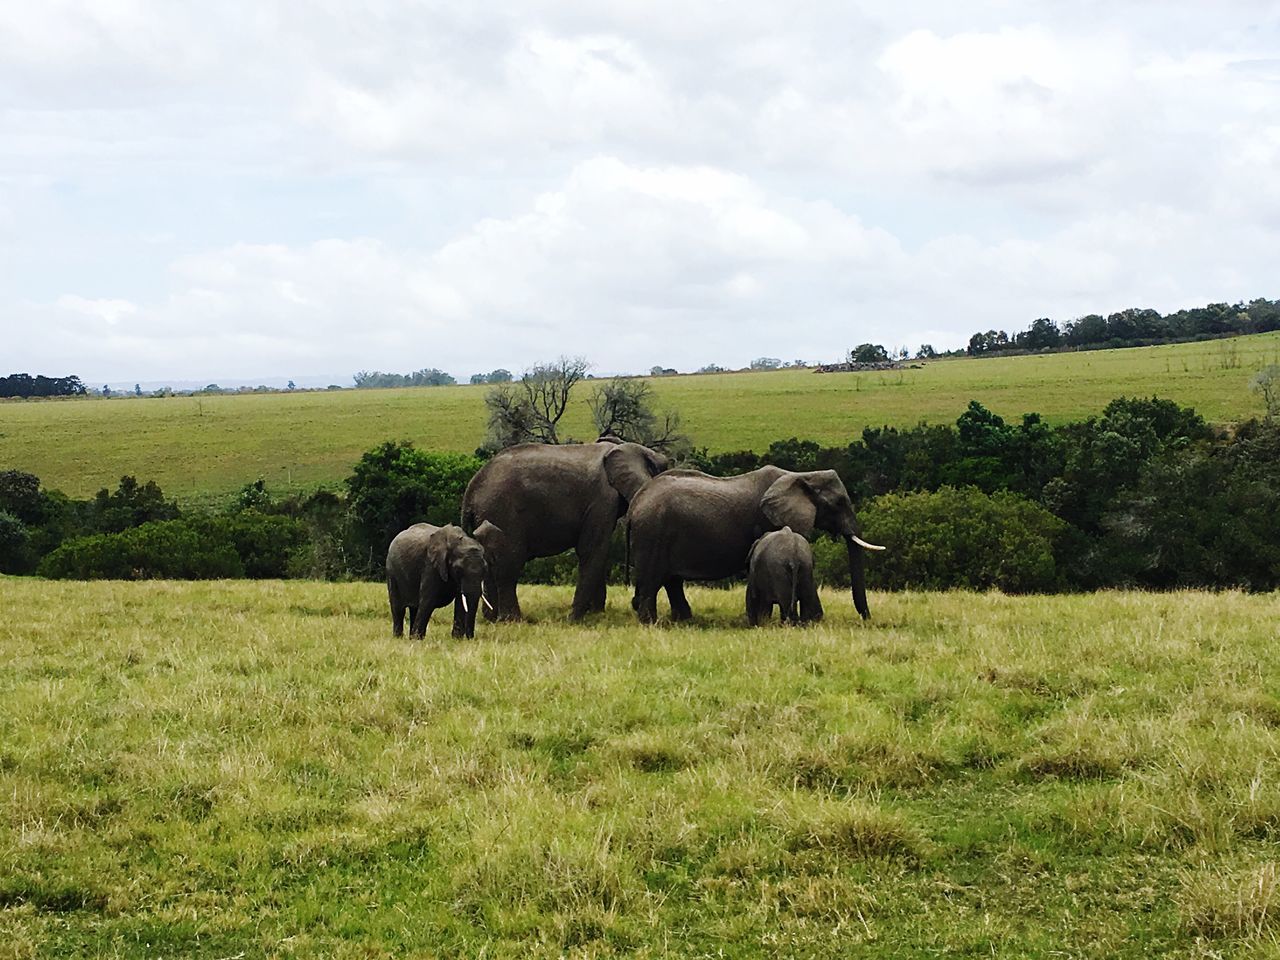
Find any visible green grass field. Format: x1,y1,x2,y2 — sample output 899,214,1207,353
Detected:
3,579,1278,957
3,333,1278,504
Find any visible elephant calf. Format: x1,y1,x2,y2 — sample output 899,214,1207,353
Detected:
386,523,490,639
745,527,823,626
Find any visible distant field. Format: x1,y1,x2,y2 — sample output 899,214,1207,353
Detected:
3,579,1278,957
2,332,1277,503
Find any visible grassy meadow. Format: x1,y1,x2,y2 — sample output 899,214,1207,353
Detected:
2,332,1278,504
3,578,1279,957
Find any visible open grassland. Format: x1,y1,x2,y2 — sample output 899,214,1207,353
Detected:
2,579,1279,957
2,332,1279,504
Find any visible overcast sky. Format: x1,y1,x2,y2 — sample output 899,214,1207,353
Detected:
3,2,1278,384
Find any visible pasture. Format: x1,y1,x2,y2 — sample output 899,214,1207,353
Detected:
2,332,1278,504
3,578,1279,957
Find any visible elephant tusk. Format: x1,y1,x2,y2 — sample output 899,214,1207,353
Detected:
851,535,886,551
481,594,495,612
461,594,469,613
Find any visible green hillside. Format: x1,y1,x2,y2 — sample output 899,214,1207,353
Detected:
2,332,1277,503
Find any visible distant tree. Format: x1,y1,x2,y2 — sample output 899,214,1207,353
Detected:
849,343,890,364
469,373,487,385
287,380,296,390
649,366,678,376
587,379,687,452
134,384,142,396
967,331,1010,356
102,385,111,396
917,344,937,359
698,364,727,374
750,357,782,371
1015,317,1061,351
1251,366,1280,420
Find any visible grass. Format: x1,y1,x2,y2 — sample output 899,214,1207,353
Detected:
2,578,1279,956
2,332,1279,504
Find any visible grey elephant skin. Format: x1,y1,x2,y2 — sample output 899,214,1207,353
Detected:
627,466,880,623
461,439,669,621
746,526,822,626
386,523,488,638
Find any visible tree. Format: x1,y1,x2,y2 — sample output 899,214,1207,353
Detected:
344,441,483,575
287,380,296,390
134,384,142,396
698,364,727,374
649,366,678,376
102,385,111,396
917,344,937,359
750,357,781,371
587,379,687,451
848,343,890,364
482,356,590,450
1251,366,1280,420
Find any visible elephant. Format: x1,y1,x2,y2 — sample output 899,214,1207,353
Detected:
746,526,822,626
626,466,884,624
461,437,669,621
386,522,490,638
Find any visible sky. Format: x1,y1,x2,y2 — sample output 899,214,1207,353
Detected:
2,1,1279,385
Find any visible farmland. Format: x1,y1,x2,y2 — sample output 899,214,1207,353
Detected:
2,332,1278,504
2,579,1278,957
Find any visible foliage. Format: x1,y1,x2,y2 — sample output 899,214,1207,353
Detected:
353,368,457,388
849,343,890,363
750,357,781,370
470,369,513,384
586,379,688,452
814,486,1067,593
481,356,590,450
968,297,1280,357
87,475,181,533
344,441,483,575
0,372,86,398
1250,365,1280,419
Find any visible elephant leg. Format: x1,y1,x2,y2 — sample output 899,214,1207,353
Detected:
799,571,824,623
665,577,692,621
410,605,434,639
451,598,467,638
486,552,524,622
389,581,404,637
746,586,760,627
571,510,614,620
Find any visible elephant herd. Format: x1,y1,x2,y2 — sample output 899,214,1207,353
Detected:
386,435,884,639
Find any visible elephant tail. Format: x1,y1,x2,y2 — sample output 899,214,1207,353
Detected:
787,560,798,619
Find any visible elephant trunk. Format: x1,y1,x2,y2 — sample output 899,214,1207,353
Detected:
846,535,870,620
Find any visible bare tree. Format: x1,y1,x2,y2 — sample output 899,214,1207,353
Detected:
1252,365,1280,420
588,378,688,452
482,356,590,451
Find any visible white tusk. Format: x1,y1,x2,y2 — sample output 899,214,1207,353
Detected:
852,535,886,551
482,594,495,612
461,594,469,613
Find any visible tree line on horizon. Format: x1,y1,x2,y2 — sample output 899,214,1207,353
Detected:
965,297,1280,357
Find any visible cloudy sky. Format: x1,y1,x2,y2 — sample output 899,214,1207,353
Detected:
3,2,1278,385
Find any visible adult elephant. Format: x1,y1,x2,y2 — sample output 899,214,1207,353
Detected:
462,438,669,621
627,466,884,624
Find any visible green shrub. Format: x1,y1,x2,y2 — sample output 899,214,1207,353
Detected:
36,513,308,581
814,486,1067,593
38,520,243,580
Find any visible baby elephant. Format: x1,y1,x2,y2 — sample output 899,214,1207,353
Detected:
386,523,490,639
745,526,823,626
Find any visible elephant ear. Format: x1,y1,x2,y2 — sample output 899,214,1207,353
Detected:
604,444,666,504
427,525,463,580
761,475,817,536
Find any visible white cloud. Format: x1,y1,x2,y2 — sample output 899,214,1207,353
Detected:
3,3,1279,380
